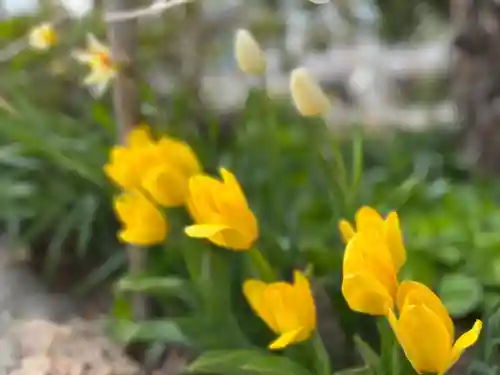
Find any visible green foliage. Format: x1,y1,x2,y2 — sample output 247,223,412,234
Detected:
0,10,495,375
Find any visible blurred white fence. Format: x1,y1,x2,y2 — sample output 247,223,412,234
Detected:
0,0,457,130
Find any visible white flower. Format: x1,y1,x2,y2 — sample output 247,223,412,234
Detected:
72,34,117,97
28,23,57,50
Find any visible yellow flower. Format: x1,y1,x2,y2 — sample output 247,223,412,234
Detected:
234,29,267,75
339,206,406,272
104,125,201,207
388,281,482,374
289,67,331,117
185,168,258,250
243,271,316,350
104,126,157,190
142,136,202,207
28,23,57,50
113,190,168,246
72,33,117,97
342,231,399,316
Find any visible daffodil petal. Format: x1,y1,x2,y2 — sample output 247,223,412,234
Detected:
269,327,307,350
72,50,93,63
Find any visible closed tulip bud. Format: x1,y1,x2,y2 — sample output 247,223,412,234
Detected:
243,271,316,350
389,281,482,374
289,67,331,117
185,168,258,251
113,191,168,246
234,29,266,75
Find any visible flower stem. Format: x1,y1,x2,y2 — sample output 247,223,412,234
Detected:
249,247,275,282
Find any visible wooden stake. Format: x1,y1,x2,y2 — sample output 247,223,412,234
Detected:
106,0,147,320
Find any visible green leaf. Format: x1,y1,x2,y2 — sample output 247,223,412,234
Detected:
187,350,313,375
438,274,483,318
115,275,197,307
333,366,373,375
353,335,380,371
106,319,189,345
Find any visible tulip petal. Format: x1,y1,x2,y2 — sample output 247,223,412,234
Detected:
127,125,154,148
343,233,398,301
397,281,454,340
143,164,188,207
269,327,307,350
292,271,316,331
445,320,482,375
384,211,406,271
396,304,452,374
342,273,394,315
184,224,228,238
157,137,201,176
185,224,250,250
338,220,355,244
355,206,384,233
243,280,279,333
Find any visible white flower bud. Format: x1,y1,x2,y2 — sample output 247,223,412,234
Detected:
290,67,331,117
234,29,266,76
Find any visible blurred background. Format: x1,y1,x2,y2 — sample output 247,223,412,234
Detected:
0,0,499,374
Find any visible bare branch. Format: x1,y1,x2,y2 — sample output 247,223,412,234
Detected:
105,0,195,23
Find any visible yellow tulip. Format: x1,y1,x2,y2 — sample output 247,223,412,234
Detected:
142,136,202,207
113,190,168,246
185,168,258,251
339,206,406,272
342,231,398,315
388,281,482,374
104,125,201,207
243,271,316,350
104,126,157,190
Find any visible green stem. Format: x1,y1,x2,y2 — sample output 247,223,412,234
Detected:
310,332,332,375
347,128,364,211
249,247,275,282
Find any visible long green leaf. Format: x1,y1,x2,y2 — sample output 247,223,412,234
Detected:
187,350,313,375
106,319,190,345
115,275,198,307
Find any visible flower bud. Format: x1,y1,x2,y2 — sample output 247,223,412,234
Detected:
234,29,266,76
290,67,331,116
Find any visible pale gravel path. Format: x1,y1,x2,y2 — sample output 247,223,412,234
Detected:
0,243,140,375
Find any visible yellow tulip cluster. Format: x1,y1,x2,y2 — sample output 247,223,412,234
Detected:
104,123,317,350
340,207,482,374
105,124,201,245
